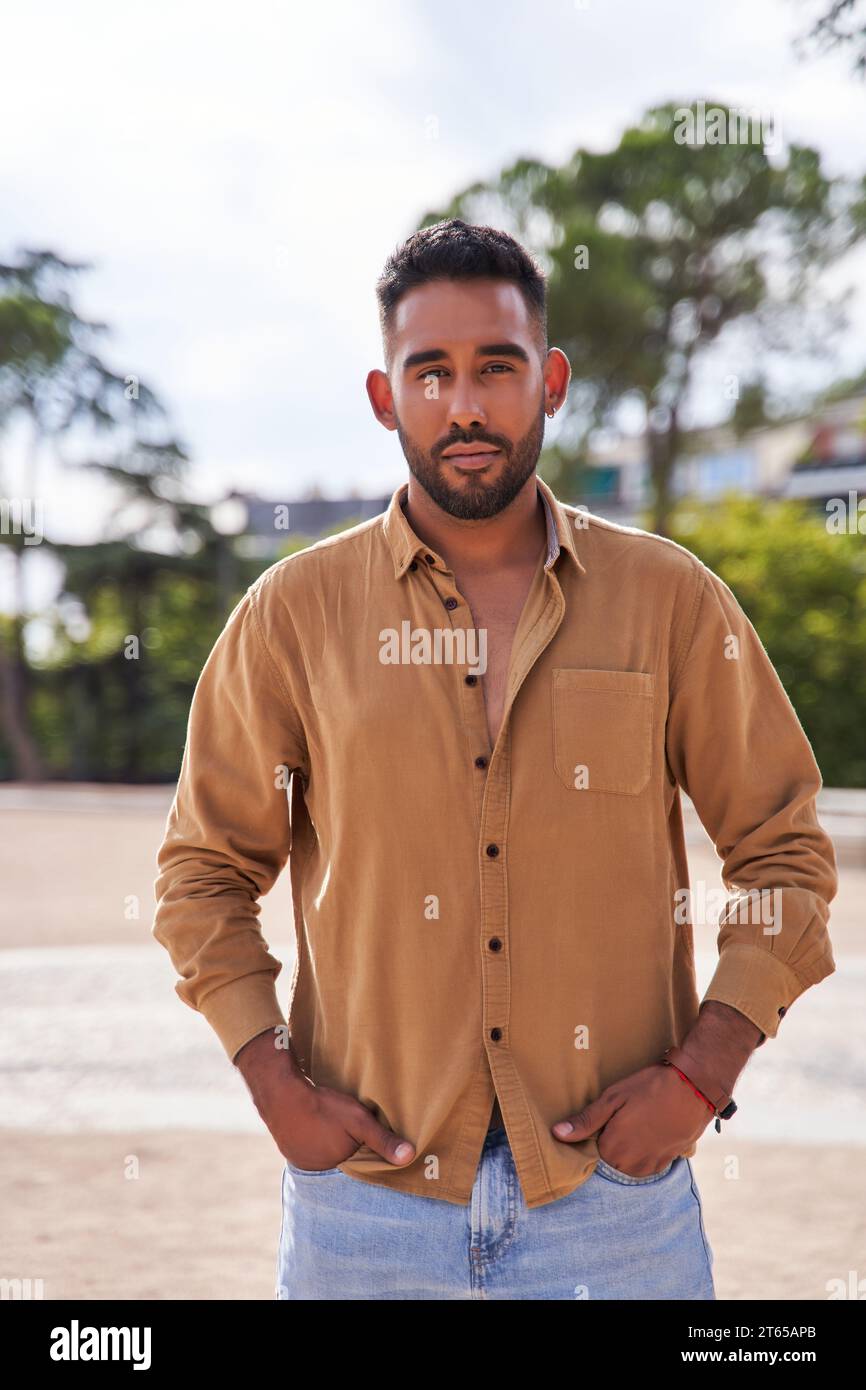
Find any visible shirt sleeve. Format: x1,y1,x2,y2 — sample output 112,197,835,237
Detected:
665,562,838,1044
153,575,309,1064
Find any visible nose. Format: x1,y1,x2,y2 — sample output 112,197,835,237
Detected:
447,396,487,434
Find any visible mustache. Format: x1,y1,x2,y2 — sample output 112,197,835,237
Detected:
437,436,506,454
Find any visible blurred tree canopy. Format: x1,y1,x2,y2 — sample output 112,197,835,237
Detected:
0,249,266,779
419,100,866,533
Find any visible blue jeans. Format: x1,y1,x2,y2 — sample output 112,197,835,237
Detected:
275,1124,716,1300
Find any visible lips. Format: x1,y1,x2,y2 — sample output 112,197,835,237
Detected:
441,446,501,468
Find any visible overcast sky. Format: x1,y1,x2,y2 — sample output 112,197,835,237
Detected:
2,0,866,553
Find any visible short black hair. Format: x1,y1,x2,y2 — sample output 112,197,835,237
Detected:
375,218,548,373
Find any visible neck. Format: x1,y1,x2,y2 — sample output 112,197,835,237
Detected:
403,473,547,575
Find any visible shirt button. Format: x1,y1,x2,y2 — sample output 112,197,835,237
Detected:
778,1006,787,1018
490,1027,503,1041
488,937,503,951
408,559,418,571
465,674,477,686
425,553,436,565
443,596,458,610
486,843,499,857
474,755,487,769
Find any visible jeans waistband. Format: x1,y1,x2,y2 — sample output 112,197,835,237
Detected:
483,1123,508,1150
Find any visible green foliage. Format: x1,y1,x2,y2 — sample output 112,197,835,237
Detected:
0,247,198,780
17,564,257,781
667,493,866,787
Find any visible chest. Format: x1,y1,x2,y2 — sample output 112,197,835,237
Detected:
454,565,540,747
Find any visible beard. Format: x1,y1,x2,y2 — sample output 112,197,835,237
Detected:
395,397,547,521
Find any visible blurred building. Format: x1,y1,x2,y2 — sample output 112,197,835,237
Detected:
212,489,393,557
576,389,866,523
775,393,866,514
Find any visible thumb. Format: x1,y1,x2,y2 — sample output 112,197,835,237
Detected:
552,1093,620,1142
354,1112,416,1167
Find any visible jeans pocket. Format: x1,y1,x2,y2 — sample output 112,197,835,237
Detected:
284,1158,343,1177
595,1155,676,1185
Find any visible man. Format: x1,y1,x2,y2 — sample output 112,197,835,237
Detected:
153,218,837,1300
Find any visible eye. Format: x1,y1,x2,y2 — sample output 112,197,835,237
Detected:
418,363,514,381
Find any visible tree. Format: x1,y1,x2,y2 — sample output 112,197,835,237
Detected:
795,0,866,77
416,102,866,533
0,248,187,778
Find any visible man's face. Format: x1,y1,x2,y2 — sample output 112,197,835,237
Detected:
385,278,549,521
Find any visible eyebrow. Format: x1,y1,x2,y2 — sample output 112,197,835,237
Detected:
401,342,531,372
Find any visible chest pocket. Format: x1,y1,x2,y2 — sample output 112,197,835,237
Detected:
552,668,655,795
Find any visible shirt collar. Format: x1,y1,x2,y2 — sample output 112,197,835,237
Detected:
383,474,587,579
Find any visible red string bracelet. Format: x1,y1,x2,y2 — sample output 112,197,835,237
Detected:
666,1062,716,1116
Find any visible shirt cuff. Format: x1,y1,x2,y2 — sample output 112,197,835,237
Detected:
197,972,286,1064
700,943,804,1043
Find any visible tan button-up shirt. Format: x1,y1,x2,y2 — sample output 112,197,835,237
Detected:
153,475,838,1208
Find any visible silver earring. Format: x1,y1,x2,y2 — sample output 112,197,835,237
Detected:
547,407,556,418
